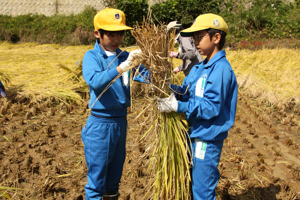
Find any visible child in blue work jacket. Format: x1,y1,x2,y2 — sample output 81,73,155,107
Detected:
157,14,238,200
81,8,148,200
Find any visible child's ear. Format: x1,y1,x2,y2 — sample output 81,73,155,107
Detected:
94,30,100,39
213,33,221,44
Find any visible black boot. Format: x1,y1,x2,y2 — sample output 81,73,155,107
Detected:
102,191,120,200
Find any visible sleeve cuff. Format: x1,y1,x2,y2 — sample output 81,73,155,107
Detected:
177,101,188,113
107,67,119,80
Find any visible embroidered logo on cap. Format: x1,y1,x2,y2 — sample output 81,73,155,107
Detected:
213,19,221,27
115,13,120,20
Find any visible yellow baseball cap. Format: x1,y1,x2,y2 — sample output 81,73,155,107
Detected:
180,13,228,37
94,7,132,31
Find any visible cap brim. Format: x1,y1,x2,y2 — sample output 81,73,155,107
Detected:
180,26,208,37
101,25,132,31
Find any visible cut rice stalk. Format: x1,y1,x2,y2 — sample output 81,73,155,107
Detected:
130,18,192,200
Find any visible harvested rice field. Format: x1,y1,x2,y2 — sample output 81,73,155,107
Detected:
0,42,300,199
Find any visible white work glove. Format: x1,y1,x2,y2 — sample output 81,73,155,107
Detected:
119,49,142,70
128,49,142,61
119,60,130,71
157,93,178,113
173,67,180,73
169,51,178,58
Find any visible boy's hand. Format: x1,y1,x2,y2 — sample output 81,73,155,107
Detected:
169,51,178,58
119,60,130,71
128,49,142,61
173,67,180,73
157,93,178,113
119,49,142,70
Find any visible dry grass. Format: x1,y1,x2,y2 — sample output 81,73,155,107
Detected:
0,70,11,86
227,48,300,109
0,42,92,104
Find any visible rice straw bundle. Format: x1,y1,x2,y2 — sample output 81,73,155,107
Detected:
130,21,172,97
57,59,87,94
129,19,192,200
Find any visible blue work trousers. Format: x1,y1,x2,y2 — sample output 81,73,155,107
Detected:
190,139,224,200
81,114,127,200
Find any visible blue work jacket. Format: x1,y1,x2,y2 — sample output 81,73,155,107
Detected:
82,41,149,117
171,50,238,141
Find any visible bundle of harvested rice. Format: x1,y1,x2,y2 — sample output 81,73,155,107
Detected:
129,20,192,200
57,58,87,95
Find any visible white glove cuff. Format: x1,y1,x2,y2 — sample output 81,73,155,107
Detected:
119,60,130,71
173,102,178,112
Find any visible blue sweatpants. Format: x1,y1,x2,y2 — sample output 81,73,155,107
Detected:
81,114,127,200
190,139,224,200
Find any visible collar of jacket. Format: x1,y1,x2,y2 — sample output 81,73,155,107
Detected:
202,50,226,68
94,40,127,59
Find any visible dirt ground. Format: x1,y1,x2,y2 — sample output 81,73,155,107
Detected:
0,89,299,199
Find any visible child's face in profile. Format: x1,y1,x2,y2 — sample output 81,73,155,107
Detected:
95,30,125,52
192,30,212,56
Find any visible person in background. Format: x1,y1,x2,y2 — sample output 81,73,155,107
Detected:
0,80,6,98
167,21,203,76
157,14,238,200
81,7,148,200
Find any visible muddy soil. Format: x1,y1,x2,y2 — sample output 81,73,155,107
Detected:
0,90,299,199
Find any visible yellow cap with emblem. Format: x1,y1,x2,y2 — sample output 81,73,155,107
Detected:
180,13,228,37
94,7,132,31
